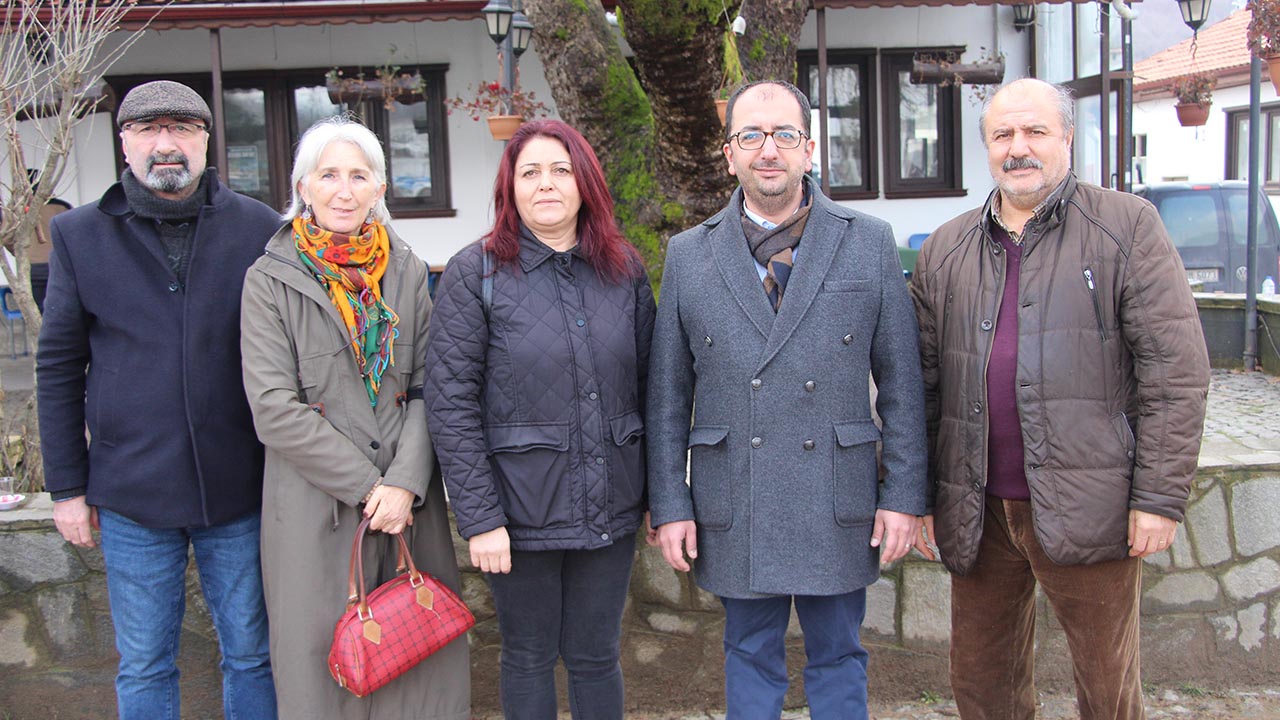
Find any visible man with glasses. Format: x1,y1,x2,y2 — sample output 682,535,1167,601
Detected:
647,80,927,719
38,80,279,719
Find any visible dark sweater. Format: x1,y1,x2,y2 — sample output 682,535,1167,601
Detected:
985,224,1030,500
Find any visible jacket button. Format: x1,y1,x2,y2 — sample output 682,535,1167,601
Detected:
751,378,762,390
588,391,598,400
842,334,853,345
980,319,993,331
751,436,763,448
705,336,713,346
803,439,815,450
972,402,982,414
595,456,604,465
804,381,815,392
601,533,610,541
576,318,585,327
973,479,982,491
167,281,180,292
369,440,381,450
992,245,1002,255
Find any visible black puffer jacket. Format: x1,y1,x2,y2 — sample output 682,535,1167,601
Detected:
425,233,655,551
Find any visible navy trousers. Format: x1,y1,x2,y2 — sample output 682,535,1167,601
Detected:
720,590,869,720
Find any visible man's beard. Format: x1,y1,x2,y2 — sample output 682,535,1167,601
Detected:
144,152,193,193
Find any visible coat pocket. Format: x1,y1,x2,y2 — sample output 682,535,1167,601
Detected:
485,422,574,529
832,419,881,527
608,410,646,515
687,425,732,530
1110,412,1136,470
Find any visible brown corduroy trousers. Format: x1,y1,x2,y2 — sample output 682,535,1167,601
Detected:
949,499,1146,720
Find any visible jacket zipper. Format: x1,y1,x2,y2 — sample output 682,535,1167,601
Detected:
1083,268,1108,342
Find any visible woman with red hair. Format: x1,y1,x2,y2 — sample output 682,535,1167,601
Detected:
425,120,655,719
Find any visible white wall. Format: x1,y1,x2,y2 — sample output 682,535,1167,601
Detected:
1133,82,1280,213
20,7,1030,265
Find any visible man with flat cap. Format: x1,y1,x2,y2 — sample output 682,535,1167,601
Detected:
38,79,279,719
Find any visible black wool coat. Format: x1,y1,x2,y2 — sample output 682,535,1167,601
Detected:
37,170,279,528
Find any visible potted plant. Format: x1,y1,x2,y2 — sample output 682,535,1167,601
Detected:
1169,72,1216,127
326,66,426,110
1248,0,1280,94
446,80,550,141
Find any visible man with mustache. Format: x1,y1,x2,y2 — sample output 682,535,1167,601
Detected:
38,80,279,719
648,80,927,719
910,78,1210,719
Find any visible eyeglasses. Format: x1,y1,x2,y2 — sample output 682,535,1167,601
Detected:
123,121,207,139
727,129,808,151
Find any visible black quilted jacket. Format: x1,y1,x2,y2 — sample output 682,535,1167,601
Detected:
424,233,656,551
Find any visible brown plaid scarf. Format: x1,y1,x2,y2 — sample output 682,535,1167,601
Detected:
741,196,813,312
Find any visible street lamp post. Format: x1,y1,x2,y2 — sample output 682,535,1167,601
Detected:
481,0,533,120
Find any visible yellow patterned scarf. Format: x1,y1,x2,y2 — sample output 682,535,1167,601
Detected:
292,216,398,406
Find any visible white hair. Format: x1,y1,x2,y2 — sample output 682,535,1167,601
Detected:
283,115,391,223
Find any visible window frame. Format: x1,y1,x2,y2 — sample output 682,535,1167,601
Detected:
797,48,879,200
879,49,965,199
108,66,454,217
1226,102,1280,194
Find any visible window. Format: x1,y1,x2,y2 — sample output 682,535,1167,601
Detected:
1227,104,1280,193
799,49,964,200
797,50,877,198
880,51,963,197
1132,133,1148,185
109,66,453,217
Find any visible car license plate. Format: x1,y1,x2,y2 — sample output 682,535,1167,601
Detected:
1186,267,1219,284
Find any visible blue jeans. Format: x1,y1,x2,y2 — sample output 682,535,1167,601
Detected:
485,536,636,720
98,509,276,720
721,590,869,720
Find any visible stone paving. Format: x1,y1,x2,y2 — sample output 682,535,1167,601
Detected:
1200,368,1280,467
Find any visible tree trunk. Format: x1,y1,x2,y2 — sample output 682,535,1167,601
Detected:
738,0,808,85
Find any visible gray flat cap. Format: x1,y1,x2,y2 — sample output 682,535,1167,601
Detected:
117,80,212,127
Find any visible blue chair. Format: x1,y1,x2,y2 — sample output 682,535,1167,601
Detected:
908,233,929,250
0,288,28,359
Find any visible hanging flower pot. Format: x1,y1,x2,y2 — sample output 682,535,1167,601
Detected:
1268,54,1280,96
446,81,550,141
715,98,729,126
325,69,426,109
486,115,523,141
1175,102,1211,127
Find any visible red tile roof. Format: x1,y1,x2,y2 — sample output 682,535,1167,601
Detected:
1133,8,1253,95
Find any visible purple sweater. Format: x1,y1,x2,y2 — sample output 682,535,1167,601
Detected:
985,224,1030,500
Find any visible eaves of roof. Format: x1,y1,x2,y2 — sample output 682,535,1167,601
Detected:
101,0,1106,31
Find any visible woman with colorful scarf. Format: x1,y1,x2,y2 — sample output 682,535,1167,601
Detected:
240,117,469,720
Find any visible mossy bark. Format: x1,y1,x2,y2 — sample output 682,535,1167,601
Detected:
738,0,807,85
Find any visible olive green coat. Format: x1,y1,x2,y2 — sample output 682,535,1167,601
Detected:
241,224,469,720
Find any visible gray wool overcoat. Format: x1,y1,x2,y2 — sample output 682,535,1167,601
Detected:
241,225,470,720
646,185,928,599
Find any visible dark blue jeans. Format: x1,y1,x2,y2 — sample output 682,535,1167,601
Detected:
98,509,276,720
486,536,636,720
721,590,869,720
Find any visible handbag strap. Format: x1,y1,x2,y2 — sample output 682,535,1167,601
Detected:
345,518,425,616
481,248,493,319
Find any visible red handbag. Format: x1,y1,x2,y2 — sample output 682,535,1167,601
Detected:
328,517,475,697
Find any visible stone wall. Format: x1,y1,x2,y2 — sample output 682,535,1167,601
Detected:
4,468,1279,713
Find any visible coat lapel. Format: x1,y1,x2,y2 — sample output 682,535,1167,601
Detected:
708,188,775,340
755,193,845,373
